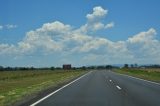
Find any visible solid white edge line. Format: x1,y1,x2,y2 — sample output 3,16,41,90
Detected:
112,71,160,86
30,71,92,106
116,85,121,90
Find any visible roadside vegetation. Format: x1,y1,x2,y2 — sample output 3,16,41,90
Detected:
0,70,87,106
115,68,160,83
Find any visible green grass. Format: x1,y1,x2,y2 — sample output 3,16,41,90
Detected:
0,70,87,106
114,68,160,83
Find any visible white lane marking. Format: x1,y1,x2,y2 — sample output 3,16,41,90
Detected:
30,71,92,106
116,85,121,90
112,71,160,86
109,80,112,82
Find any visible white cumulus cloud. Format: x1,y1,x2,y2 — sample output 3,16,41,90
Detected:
86,6,108,22
105,22,114,29
126,28,160,61
0,6,160,65
127,28,156,43
78,6,114,33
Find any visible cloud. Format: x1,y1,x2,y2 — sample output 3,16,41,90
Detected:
72,37,110,53
16,21,69,54
127,28,156,43
0,24,17,30
105,22,114,29
0,25,3,30
86,6,108,22
0,44,17,55
126,28,160,61
36,21,71,34
78,6,114,33
0,21,69,56
6,24,17,29
0,6,160,65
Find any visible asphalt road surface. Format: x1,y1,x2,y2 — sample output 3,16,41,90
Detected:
30,70,160,106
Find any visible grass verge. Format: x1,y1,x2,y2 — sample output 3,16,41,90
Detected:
0,70,87,106
114,68,160,83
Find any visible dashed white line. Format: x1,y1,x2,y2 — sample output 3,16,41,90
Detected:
30,71,92,106
116,85,122,90
109,80,112,82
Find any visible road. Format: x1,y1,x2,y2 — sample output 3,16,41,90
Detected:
30,70,160,106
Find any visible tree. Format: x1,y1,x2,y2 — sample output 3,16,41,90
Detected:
130,64,134,68
0,66,3,71
82,66,86,70
50,67,55,70
124,64,128,68
105,65,112,69
134,63,138,68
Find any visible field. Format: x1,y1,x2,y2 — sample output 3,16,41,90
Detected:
0,70,87,106
115,68,160,83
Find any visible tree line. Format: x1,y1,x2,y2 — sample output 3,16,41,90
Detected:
0,66,59,71
0,65,116,71
0,64,160,71
123,64,160,68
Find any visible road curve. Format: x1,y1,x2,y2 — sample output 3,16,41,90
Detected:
30,70,160,106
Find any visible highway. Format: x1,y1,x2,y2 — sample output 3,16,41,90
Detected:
30,70,160,106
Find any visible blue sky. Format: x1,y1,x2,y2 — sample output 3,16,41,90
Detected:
0,0,160,67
